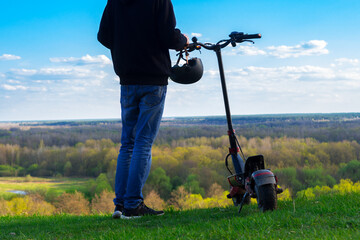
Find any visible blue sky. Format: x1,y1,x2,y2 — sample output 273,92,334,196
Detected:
1,0,360,121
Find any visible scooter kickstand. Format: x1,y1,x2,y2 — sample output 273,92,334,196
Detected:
238,192,249,214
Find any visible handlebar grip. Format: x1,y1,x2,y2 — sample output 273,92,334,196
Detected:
229,32,262,43
243,33,262,39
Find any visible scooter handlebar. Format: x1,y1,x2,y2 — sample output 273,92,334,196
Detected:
186,42,201,52
182,32,261,52
229,32,261,42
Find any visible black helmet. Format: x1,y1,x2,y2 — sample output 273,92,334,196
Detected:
170,57,203,84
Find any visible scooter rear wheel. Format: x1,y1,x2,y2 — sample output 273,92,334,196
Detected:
255,184,277,212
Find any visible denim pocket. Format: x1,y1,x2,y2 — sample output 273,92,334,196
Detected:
143,86,166,108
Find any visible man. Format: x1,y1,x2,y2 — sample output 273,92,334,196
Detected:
98,0,188,219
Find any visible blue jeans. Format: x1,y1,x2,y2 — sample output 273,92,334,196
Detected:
113,85,167,209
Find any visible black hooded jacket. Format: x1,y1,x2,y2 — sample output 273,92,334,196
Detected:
98,0,187,85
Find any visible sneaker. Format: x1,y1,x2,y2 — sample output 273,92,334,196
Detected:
112,204,124,219
121,202,164,219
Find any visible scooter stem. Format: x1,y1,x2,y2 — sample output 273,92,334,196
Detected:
215,48,234,133
215,48,245,176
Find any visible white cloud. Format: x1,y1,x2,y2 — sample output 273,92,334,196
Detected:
0,54,21,61
7,79,21,84
224,40,329,58
6,67,108,81
225,64,357,83
191,33,202,38
113,76,119,82
2,49,359,120
176,61,358,116
3,55,113,90
333,58,359,66
2,84,28,91
226,45,266,56
200,60,360,100
267,40,329,58
50,54,112,66
7,69,37,77
205,70,219,77
0,54,120,122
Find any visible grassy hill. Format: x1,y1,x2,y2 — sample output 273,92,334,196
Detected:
1,193,359,240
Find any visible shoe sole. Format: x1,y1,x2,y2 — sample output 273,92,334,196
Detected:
121,212,164,220
121,215,142,219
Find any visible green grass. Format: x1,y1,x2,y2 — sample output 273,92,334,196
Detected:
0,177,90,199
1,193,359,240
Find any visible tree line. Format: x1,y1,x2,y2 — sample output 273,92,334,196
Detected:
2,113,360,149
1,136,359,198
1,176,359,216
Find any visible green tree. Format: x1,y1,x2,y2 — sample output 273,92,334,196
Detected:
95,173,112,196
298,168,336,190
274,167,302,193
170,176,183,190
0,165,16,176
184,174,205,197
146,167,172,200
63,161,72,177
338,160,360,182
86,173,112,198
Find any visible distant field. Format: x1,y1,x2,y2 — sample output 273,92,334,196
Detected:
0,122,67,130
0,123,20,130
0,177,90,199
0,193,359,240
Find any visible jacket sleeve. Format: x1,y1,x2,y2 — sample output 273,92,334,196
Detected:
157,0,187,51
98,1,113,49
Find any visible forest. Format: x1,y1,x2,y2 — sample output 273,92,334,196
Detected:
1,113,360,202
2,113,360,148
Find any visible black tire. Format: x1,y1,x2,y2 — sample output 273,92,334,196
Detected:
255,184,277,212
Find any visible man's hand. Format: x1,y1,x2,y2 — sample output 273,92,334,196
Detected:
183,34,189,46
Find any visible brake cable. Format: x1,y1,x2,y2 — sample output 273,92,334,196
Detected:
175,47,190,65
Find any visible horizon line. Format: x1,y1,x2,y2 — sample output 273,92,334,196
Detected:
1,112,360,123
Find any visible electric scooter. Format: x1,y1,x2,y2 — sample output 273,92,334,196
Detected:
182,32,283,213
